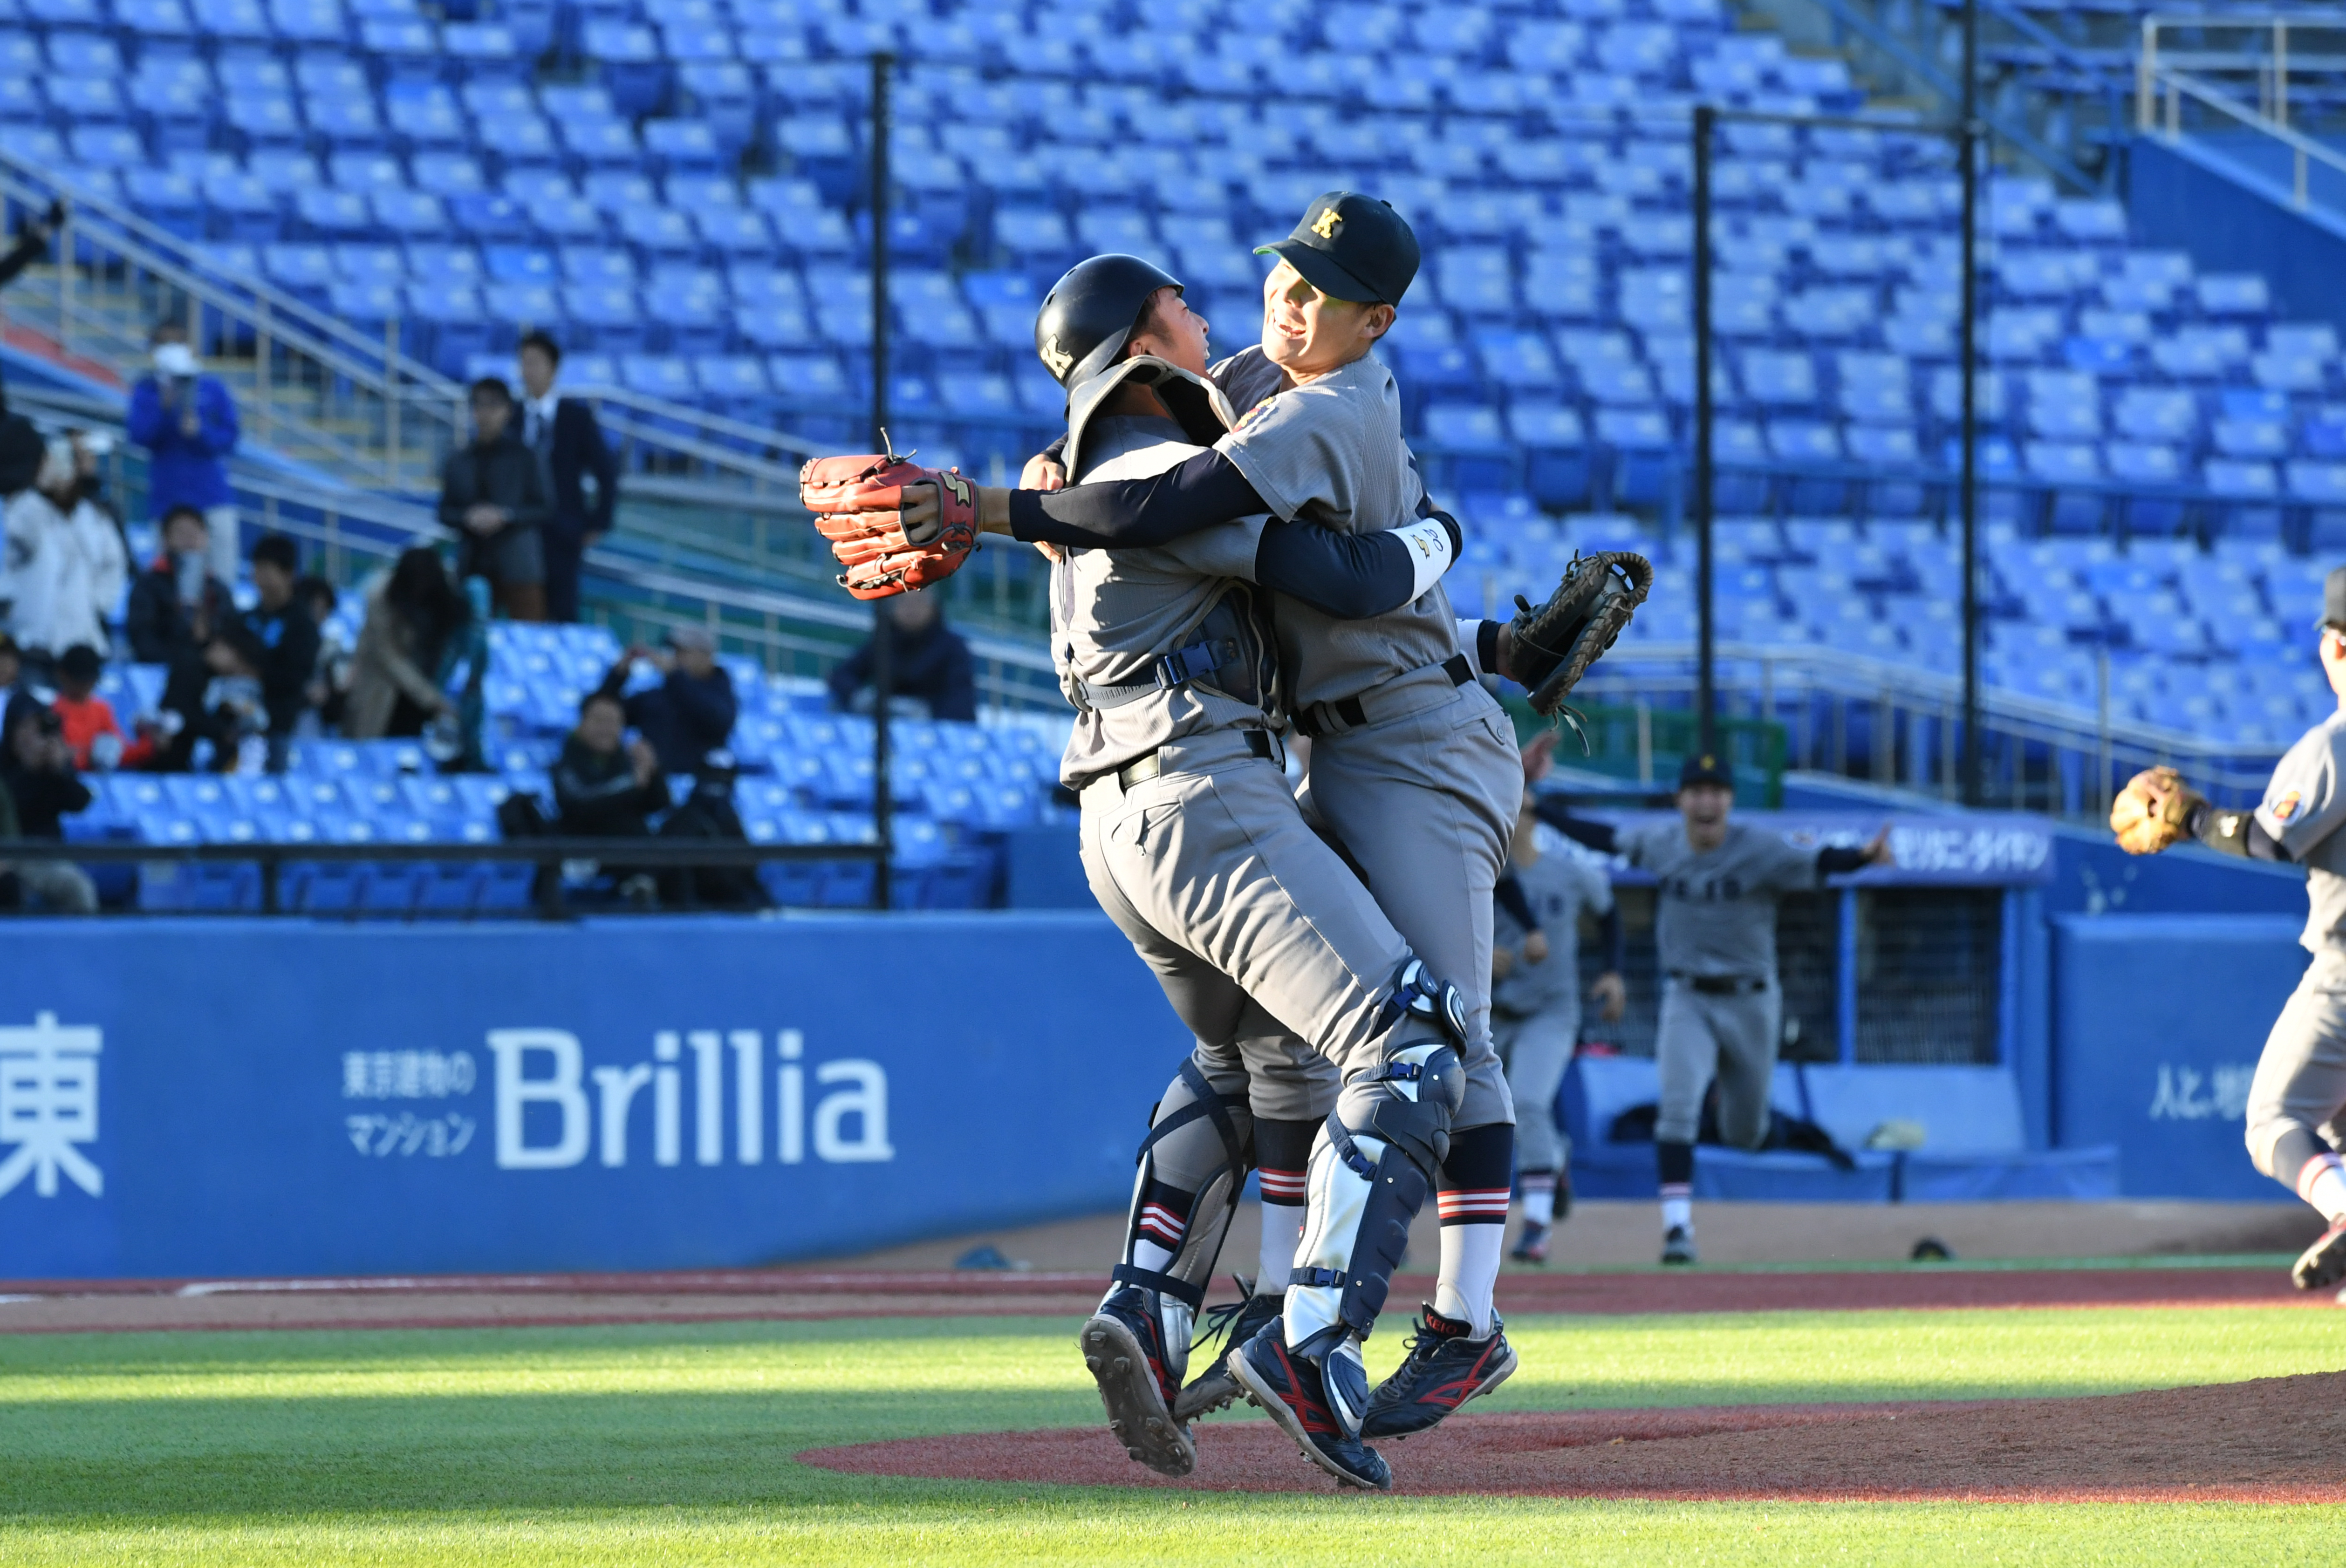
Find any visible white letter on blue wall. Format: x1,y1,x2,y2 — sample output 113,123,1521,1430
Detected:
814,1060,895,1162
488,1029,590,1170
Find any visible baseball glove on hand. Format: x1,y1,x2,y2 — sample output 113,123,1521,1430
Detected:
2110,765,2205,855
799,452,979,600
1511,551,1654,719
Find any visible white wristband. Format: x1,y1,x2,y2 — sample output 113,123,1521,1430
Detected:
1393,515,1454,601
1456,617,1488,678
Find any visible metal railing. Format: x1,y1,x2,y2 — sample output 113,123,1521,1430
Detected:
1,837,884,921
1576,639,2286,814
2138,14,2346,211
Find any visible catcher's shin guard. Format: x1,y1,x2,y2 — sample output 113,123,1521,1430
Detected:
1109,1058,1254,1370
1284,963,1469,1378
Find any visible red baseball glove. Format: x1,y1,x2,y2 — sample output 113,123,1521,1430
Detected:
799,453,979,600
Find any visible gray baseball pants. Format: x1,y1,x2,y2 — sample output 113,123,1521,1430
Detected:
2245,955,2346,1183
1305,682,1522,1130
1655,978,1780,1149
1494,1005,1578,1172
1077,731,1418,1098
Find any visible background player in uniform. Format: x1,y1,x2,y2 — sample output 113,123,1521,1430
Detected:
1546,754,1889,1263
919,197,1533,1444
1492,768,1626,1263
2106,565,2346,1292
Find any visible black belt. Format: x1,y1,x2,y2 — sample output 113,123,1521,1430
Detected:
1671,972,1769,995
1118,729,1274,790
1293,654,1472,739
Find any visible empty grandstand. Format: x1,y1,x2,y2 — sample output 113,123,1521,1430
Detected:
0,0,2337,908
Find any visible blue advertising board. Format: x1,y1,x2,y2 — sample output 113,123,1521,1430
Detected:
0,915,1190,1280
2050,914,2309,1200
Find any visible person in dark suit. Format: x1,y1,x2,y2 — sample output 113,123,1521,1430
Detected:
516,330,617,624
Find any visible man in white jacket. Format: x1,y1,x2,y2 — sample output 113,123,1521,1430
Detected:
7,437,127,679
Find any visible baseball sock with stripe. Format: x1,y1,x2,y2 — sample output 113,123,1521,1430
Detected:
1253,1116,1318,1294
1128,1179,1194,1275
2301,1151,2346,1223
1658,1138,1695,1236
1519,1170,1558,1227
1434,1123,1515,1337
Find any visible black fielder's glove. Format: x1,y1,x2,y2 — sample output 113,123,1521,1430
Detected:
1510,551,1653,719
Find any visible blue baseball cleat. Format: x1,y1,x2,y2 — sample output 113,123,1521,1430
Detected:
1224,1318,1391,1491
1360,1304,1518,1439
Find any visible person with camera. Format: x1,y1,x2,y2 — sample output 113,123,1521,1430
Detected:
127,320,241,590
7,436,128,683
596,625,735,779
0,696,97,912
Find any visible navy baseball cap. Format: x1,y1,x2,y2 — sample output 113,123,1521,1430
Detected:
1255,192,1420,308
1679,752,1734,790
2319,565,2346,631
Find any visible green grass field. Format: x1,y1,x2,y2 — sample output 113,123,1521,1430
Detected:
2,1306,2339,1566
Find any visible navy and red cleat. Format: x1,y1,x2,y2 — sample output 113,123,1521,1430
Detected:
2291,1217,2346,1290
1359,1304,1518,1439
1078,1285,1195,1477
1225,1319,1392,1490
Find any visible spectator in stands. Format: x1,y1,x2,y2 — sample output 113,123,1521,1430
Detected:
0,198,62,298
127,506,238,770
347,547,469,740
553,689,666,839
440,377,549,622
296,575,348,732
7,436,129,682
206,532,320,772
826,593,978,722
0,699,96,912
516,331,617,625
0,634,32,743
51,644,151,772
126,320,241,591
0,386,43,499
599,626,735,777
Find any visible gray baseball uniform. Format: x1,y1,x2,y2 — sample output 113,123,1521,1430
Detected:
1618,819,1821,1148
2242,709,2346,1185
1211,347,1523,1133
1059,411,1399,1148
1493,825,1614,1173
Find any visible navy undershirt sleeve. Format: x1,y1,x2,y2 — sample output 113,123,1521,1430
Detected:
1533,800,1620,856
1251,513,1461,620
1007,449,1262,548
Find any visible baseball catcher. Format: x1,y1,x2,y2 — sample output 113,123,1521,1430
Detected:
2105,566,2346,1294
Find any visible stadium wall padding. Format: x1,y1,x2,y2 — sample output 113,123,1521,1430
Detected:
2050,913,2310,1200
2125,136,2346,341
0,915,1191,1280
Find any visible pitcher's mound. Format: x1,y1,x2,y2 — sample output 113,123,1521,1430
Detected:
800,1371,2346,1501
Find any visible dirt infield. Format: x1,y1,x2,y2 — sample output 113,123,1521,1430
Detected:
799,1371,2346,1502
0,1261,2323,1334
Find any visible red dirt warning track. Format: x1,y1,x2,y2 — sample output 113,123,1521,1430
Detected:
800,1371,2346,1502
0,1264,2321,1333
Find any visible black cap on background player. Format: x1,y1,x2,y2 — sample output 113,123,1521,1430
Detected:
1678,752,1734,791
1255,191,1421,308
2318,565,2346,632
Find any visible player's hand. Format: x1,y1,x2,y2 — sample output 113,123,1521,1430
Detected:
900,479,1012,542
1522,928,1550,964
1860,825,1894,866
1033,541,1063,565
1020,453,1066,491
1592,970,1627,1023
1491,946,1516,981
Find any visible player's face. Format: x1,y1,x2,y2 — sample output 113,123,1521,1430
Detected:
1128,287,1211,376
1678,782,1732,831
2322,627,2346,698
1259,260,1395,378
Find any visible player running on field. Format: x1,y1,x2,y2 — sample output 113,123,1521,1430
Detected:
913,196,1555,1454
1491,748,1626,1264
2106,564,2346,1294
1543,753,1889,1264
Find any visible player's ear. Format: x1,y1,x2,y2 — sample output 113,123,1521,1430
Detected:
1362,304,1395,341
